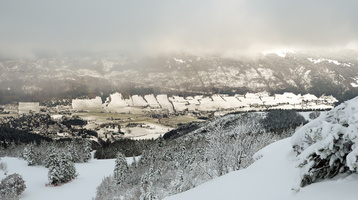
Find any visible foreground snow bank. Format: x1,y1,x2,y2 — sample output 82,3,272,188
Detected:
0,157,135,200
165,138,358,200
292,96,358,186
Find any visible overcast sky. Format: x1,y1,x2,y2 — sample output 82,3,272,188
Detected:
1,0,357,58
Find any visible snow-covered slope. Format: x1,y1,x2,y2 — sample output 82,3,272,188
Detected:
0,157,133,200
165,138,358,200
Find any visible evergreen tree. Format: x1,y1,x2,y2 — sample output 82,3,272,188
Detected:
60,152,77,183
131,155,137,168
82,140,92,162
67,141,80,163
156,135,165,147
44,145,57,168
48,152,77,185
113,152,128,185
170,169,184,194
23,144,37,166
47,153,62,185
139,166,158,200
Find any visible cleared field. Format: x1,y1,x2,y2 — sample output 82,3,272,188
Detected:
73,112,203,140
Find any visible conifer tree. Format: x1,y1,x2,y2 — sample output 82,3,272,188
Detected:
131,155,137,168
23,144,37,166
48,152,77,185
47,153,62,185
45,148,58,168
67,141,80,163
113,152,128,185
139,166,158,200
82,140,92,162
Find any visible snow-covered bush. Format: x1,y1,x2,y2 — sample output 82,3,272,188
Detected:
0,173,26,200
292,96,358,187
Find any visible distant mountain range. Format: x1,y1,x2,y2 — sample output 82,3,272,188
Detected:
1,50,358,104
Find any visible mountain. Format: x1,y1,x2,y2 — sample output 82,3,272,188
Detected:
1,50,358,104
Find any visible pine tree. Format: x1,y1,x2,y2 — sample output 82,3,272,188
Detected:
47,153,62,185
139,166,158,200
45,151,57,169
113,152,128,185
131,155,137,168
82,140,92,162
171,169,184,194
23,144,37,166
156,135,165,147
60,152,77,183
67,141,80,163
48,152,77,185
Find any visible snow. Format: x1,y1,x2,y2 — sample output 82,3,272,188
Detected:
72,97,102,112
123,122,172,140
291,96,358,174
0,156,135,200
70,92,336,114
222,96,244,108
105,92,129,112
351,77,358,88
262,49,295,58
51,114,63,120
131,95,148,107
307,58,351,67
156,94,174,113
144,94,161,108
168,96,188,112
18,102,40,114
173,57,185,63
165,138,358,200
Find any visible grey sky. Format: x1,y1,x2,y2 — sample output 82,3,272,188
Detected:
1,0,357,58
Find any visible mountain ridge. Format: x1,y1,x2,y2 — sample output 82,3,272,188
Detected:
1,51,358,104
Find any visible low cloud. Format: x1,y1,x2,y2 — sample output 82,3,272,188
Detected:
0,0,357,58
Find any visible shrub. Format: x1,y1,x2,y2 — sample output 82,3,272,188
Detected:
292,96,358,187
0,173,26,199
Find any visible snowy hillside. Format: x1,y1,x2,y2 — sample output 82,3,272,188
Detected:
0,157,134,200
166,97,358,200
165,138,358,200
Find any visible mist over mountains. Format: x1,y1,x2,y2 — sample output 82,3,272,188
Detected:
0,50,358,104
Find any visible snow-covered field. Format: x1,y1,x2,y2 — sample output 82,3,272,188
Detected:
0,156,135,200
70,92,337,114
122,122,172,140
165,138,358,200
